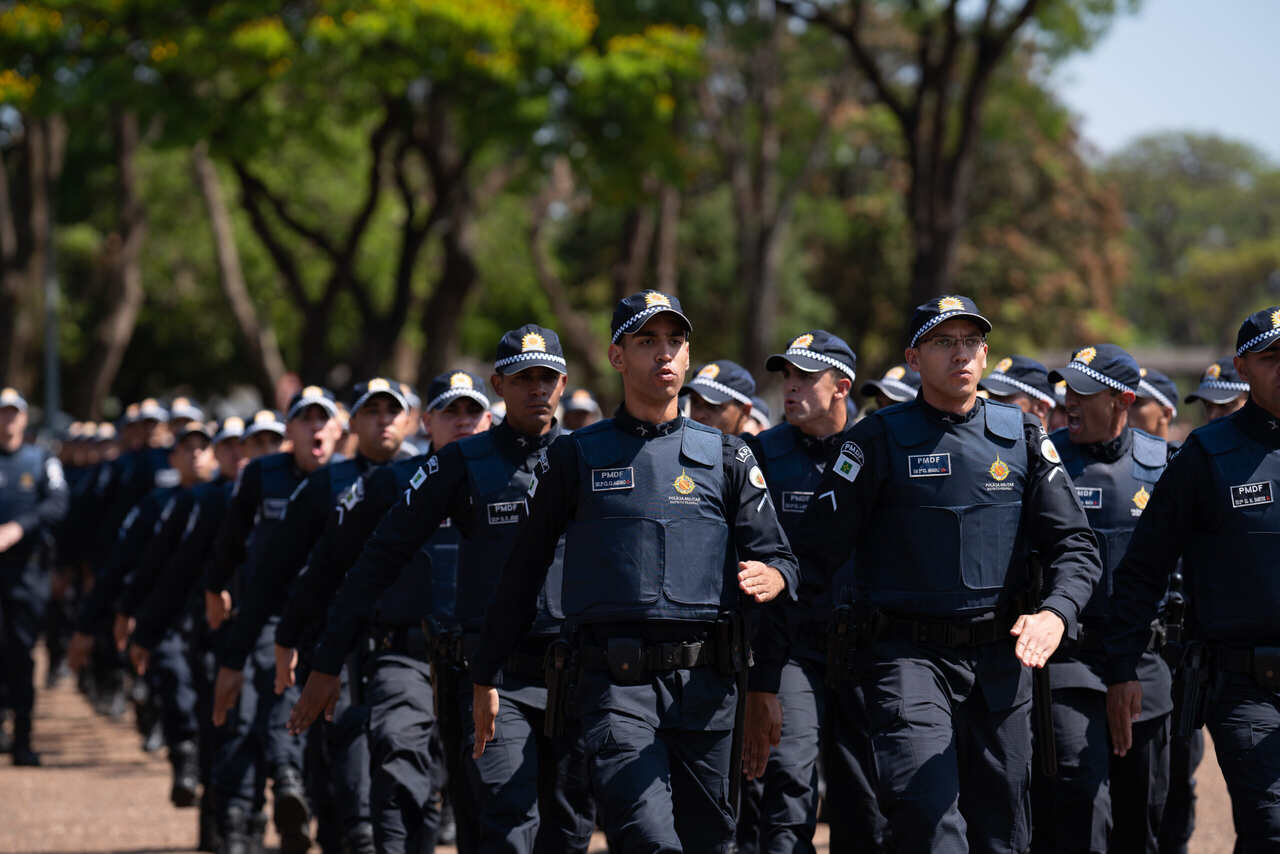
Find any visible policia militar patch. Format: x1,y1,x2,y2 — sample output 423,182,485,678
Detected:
1231,481,1274,509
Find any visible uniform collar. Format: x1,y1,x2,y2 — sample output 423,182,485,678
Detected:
1237,398,1280,446
1083,428,1130,463
793,424,845,459
492,417,560,460
614,406,683,439
918,396,982,425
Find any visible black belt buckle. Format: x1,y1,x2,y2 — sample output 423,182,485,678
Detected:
606,637,646,685
1253,646,1280,690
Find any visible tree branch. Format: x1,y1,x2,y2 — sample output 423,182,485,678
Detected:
234,163,339,259
338,108,396,262
232,160,312,309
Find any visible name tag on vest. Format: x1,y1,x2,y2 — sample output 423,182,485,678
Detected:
1076,487,1103,509
486,500,526,525
781,491,813,514
1231,481,1274,509
908,453,951,478
591,467,635,492
262,497,289,519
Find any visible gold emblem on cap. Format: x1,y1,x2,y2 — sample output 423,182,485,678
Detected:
1074,347,1098,366
0,387,17,401
994,357,1013,374
521,332,547,352
1272,308,1280,329
644,291,672,308
302,386,323,398
1205,364,1221,380
368,378,391,392
450,372,473,389
572,389,592,402
173,397,190,408
224,417,245,432
886,366,906,381
698,364,721,379
937,296,964,312
790,333,814,349
1133,486,1150,511
1140,368,1148,378
673,469,696,495
254,410,277,425
142,397,159,408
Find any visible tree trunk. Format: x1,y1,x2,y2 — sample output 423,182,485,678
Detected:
611,204,656,301
82,112,146,419
0,141,26,385
655,184,680,296
191,143,286,400
417,209,477,382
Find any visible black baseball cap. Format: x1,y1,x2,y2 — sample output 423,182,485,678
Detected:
244,409,286,438
494,324,568,375
178,420,215,442
350,377,408,415
749,396,772,429
137,397,170,422
1184,359,1249,405
1049,344,1140,396
564,388,600,414
286,385,339,421
908,295,992,348
1136,368,1179,416
425,370,490,412
765,330,857,383
683,360,757,406
610,291,692,344
980,356,1056,406
213,416,247,443
168,397,205,423
860,364,921,403
1236,306,1280,357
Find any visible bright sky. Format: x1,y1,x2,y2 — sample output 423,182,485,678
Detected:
1053,0,1280,162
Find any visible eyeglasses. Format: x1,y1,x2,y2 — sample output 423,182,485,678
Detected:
918,335,987,352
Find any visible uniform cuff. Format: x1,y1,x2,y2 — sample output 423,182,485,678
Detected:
215,644,251,672
309,641,347,676
1105,655,1142,685
747,660,784,694
1038,596,1078,640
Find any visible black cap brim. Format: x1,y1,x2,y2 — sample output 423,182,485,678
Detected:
351,388,409,415
682,380,750,407
1184,385,1248,405
765,352,856,381
426,388,491,412
495,354,568,376
910,311,993,347
1239,327,1280,357
860,378,917,402
286,398,339,421
1047,366,1110,396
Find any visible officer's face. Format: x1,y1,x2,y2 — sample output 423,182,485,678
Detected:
687,391,750,435
1063,387,1132,444
779,364,848,433
214,438,247,478
492,367,567,437
1128,398,1172,438
906,319,987,404
243,431,283,458
140,418,171,449
1237,347,1280,419
286,405,342,472
171,434,214,483
426,398,491,449
1201,395,1247,422
0,406,26,452
352,396,406,462
610,315,690,404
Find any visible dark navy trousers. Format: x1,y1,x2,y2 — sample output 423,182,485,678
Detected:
367,653,442,854
0,562,48,723
1205,674,1280,853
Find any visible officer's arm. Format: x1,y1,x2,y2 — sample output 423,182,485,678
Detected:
119,493,193,617
470,437,578,687
1022,422,1103,640
13,454,69,536
724,436,800,599
206,461,261,595
735,437,787,693
134,490,228,648
1105,441,1205,684
310,451,462,675
219,472,333,669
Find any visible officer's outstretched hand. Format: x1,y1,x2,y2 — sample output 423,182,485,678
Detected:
287,671,341,735
738,561,785,603
205,589,232,630
129,643,150,676
112,613,135,652
472,684,499,759
211,666,245,727
274,644,298,695
67,631,94,672
0,520,23,552
743,691,783,779
1009,610,1065,669
1106,681,1143,757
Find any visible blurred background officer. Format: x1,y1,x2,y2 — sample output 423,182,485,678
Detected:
793,295,1101,854
979,355,1057,430
860,363,921,413
470,292,798,852
1038,345,1172,853
1183,359,1249,423
562,388,602,432
1051,381,1070,432
745,396,772,435
0,388,69,766
684,359,757,435
1107,307,1280,853
1130,369,1180,444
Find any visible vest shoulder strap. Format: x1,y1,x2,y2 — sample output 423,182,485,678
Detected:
680,420,723,468
757,423,797,459
983,398,1024,442
1191,416,1244,456
1131,428,1168,468
572,419,632,468
878,401,934,448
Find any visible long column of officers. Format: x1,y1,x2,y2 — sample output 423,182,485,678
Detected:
2,293,1277,854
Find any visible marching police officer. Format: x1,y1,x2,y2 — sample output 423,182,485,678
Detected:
1035,345,1172,852
1183,359,1249,423
792,296,1101,854
469,293,799,852
684,360,758,436
860,363,922,413
979,355,1058,430
562,388,602,432
1106,307,1280,853
0,387,69,766
1130,369,1180,444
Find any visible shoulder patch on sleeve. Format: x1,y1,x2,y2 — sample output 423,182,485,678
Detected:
1040,437,1061,465
834,441,864,482
527,470,539,498
410,466,428,490
339,479,364,510
736,444,755,464
427,456,440,475
749,465,767,490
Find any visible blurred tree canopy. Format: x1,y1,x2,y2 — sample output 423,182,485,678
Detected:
2,0,1274,420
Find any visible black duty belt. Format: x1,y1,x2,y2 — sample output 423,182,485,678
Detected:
579,639,718,674
374,625,430,661
879,615,1011,648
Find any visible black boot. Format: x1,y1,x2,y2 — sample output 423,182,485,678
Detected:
170,740,200,807
11,717,40,767
343,822,376,854
271,764,311,854
197,793,221,852
247,810,268,854
218,805,251,854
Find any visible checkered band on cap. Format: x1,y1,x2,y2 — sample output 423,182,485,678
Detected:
876,378,918,399
426,387,491,412
1199,379,1250,394
1137,378,1177,413
689,377,753,406
782,348,856,381
1066,360,1136,395
910,312,976,349
612,305,683,344
1237,327,1280,357
985,372,1056,406
493,351,567,371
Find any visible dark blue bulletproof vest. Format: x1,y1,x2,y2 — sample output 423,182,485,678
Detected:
1053,428,1166,622
0,445,53,568
562,418,732,624
456,431,564,634
1183,416,1280,641
862,399,1028,616
242,453,304,586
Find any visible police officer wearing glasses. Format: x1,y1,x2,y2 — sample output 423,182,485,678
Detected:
1106,307,1280,853
792,295,1101,854
470,291,799,852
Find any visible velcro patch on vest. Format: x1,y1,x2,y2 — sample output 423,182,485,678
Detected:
591,467,635,492
781,491,813,514
1231,481,1274,509
262,497,289,519
1075,487,1103,509
833,441,864,482
486,500,526,526
907,453,951,478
